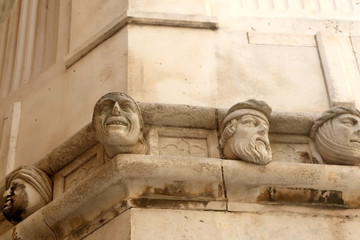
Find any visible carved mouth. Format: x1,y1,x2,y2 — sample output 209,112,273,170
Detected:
3,198,12,210
105,117,129,127
350,139,360,144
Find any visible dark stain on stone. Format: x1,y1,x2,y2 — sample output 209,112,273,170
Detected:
257,187,344,206
140,181,217,199
131,198,210,208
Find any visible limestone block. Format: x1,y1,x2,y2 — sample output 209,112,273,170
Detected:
129,208,360,240
216,41,329,112
316,32,360,107
223,160,360,208
82,209,131,240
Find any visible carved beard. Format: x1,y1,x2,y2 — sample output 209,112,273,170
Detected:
230,135,272,164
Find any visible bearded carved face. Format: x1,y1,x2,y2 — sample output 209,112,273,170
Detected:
222,114,272,164
3,179,47,223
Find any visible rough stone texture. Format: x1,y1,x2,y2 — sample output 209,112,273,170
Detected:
1,0,360,239
223,160,360,208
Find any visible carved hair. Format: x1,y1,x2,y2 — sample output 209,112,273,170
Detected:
6,165,52,203
219,119,238,150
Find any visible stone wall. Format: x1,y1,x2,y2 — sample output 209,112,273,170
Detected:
0,0,360,239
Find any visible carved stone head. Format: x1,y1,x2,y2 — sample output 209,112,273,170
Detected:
3,165,52,224
310,106,360,165
219,99,272,164
92,92,147,158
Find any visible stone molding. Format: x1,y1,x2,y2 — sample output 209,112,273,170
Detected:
65,10,218,69
1,154,360,239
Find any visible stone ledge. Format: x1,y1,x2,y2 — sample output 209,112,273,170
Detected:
2,155,360,239
224,160,360,208
65,10,218,69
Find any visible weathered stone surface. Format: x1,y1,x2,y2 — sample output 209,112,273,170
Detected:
140,103,217,129
223,160,360,208
1,154,223,239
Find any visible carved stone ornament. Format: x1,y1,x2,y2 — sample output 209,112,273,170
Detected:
92,92,148,158
310,106,360,165
219,99,272,164
2,165,52,224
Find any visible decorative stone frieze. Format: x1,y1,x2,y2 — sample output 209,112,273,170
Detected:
310,106,360,165
92,92,148,158
219,99,272,164
2,101,360,239
2,165,52,224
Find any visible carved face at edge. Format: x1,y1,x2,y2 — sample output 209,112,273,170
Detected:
93,94,141,149
223,114,272,164
331,113,360,148
3,179,46,223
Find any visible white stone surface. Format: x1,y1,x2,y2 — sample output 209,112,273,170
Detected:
316,32,360,107
129,208,360,240
70,0,127,51
82,210,130,240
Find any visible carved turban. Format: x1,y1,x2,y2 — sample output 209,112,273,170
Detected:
6,165,52,203
310,106,360,165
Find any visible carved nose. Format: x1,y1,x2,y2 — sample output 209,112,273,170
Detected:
354,125,360,135
112,102,121,115
257,123,267,135
3,188,11,198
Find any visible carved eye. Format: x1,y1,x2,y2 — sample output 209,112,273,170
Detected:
242,119,257,127
342,119,355,127
121,103,133,112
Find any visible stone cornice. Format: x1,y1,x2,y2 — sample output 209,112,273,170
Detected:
1,154,360,239
65,10,218,69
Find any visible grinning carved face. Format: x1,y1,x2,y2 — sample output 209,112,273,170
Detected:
331,114,360,149
222,114,272,164
3,179,46,224
93,93,142,157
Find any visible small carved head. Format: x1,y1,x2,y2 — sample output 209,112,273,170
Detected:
310,106,360,165
92,92,147,157
219,99,272,164
3,165,52,224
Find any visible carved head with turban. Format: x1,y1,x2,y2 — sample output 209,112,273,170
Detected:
219,99,272,164
92,92,148,158
3,165,52,224
310,106,360,165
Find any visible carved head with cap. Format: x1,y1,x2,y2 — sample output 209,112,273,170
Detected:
219,99,272,164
